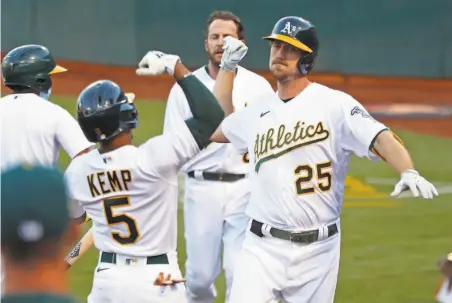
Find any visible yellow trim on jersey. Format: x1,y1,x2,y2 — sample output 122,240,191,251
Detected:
391,131,404,145
371,130,404,162
263,34,313,53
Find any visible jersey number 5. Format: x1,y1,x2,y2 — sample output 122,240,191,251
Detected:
294,161,332,195
103,196,140,245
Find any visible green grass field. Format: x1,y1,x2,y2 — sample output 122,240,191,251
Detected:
53,95,452,303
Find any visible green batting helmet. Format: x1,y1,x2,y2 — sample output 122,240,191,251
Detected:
263,16,319,75
1,44,67,93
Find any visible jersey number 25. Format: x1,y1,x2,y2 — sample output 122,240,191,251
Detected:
294,161,332,195
103,196,140,245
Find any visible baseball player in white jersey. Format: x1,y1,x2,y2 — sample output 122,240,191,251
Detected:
209,18,439,302
0,44,93,172
63,47,246,302
0,44,92,297
163,10,274,303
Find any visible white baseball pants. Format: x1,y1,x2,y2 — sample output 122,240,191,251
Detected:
87,251,186,303
229,220,341,303
183,177,250,303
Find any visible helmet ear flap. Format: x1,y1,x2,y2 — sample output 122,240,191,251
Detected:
297,52,315,76
35,74,52,92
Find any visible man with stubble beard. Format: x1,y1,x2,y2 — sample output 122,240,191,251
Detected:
209,16,438,303
163,10,274,303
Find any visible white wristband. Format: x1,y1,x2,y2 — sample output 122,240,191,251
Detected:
163,55,181,76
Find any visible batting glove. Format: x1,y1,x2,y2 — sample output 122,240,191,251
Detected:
390,169,439,199
220,36,248,72
136,51,180,76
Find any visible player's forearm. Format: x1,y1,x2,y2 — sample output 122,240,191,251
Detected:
175,64,224,123
174,63,224,147
373,130,414,174
213,68,235,116
210,126,230,143
64,227,94,270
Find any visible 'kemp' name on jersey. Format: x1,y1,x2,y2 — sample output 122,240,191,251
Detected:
87,169,132,198
254,121,329,172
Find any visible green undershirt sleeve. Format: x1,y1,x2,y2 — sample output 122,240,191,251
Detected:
177,74,224,149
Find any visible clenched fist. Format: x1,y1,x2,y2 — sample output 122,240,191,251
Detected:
136,51,180,76
220,36,248,72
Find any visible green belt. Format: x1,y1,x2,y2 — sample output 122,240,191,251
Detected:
100,251,169,265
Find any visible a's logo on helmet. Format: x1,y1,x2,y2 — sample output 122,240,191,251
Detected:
280,22,297,35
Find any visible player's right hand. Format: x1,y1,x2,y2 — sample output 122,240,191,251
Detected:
220,36,248,72
136,51,180,76
390,169,439,199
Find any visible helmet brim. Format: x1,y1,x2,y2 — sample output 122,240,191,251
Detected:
263,34,313,53
49,65,68,74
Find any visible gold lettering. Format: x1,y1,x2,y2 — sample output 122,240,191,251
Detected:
298,122,307,140
293,121,301,141
107,170,123,192
97,172,111,195
254,135,260,160
315,122,326,135
284,132,293,145
306,125,315,137
265,128,275,152
87,174,100,198
253,121,329,162
259,134,266,156
121,170,132,190
276,125,286,148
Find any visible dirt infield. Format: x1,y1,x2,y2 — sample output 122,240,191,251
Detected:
2,59,452,137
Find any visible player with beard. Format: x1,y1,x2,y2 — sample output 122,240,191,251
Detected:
209,16,438,303
163,10,274,303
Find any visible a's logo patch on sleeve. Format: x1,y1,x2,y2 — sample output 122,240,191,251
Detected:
350,106,376,121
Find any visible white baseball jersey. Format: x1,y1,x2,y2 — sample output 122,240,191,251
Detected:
163,65,274,174
221,83,388,230
0,93,93,172
64,118,199,256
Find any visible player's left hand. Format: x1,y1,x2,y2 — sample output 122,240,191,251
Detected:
220,36,248,72
390,169,438,199
136,51,180,76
